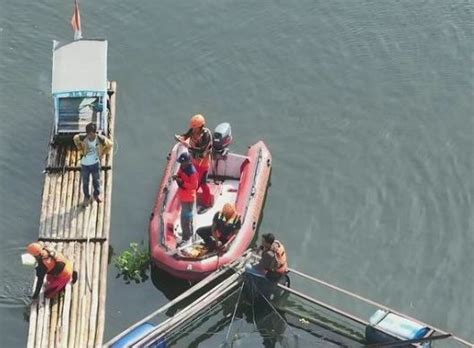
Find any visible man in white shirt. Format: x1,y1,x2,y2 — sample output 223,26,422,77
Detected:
73,123,113,207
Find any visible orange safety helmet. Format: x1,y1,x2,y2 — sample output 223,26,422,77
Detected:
189,114,206,129
27,242,43,256
222,203,236,219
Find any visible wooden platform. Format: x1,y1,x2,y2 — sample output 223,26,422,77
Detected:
27,81,117,348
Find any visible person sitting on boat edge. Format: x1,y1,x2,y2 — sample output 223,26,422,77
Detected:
27,242,78,300
175,114,214,212
254,233,288,282
73,122,113,207
198,202,242,252
173,152,199,245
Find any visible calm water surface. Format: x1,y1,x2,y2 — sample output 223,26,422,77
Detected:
0,0,472,346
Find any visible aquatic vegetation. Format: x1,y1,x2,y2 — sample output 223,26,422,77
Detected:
113,242,151,284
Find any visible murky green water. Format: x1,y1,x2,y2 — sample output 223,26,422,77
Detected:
0,0,472,346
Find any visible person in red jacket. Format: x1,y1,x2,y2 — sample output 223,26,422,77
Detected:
27,242,77,300
173,152,199,244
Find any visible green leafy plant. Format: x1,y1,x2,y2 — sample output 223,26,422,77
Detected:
113,242,151,284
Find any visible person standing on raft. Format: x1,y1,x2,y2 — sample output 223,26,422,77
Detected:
175,114,214,212
27,242,77,300
73,122,113,207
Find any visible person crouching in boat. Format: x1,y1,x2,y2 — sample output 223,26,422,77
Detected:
27,242,77,300
198,202,242,252
173,152,199,245
254,233,288,282
175,114,214,213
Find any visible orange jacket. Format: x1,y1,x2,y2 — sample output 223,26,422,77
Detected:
40,249,73,278
272,240,288,274
177,166,199,202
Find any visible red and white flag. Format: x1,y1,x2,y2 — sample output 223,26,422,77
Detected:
71,0,82,40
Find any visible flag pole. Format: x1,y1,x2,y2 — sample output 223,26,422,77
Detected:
71,0,83,40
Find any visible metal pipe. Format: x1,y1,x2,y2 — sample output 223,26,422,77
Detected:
134,272,244,347
286,267,473,346
104,263,233,346
276,283,369,327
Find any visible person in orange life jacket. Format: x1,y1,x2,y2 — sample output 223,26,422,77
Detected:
173,152,199,243
255,233,288,282
73,122,113,207
197,202,242,251
175,114,214,211
27,242,77,300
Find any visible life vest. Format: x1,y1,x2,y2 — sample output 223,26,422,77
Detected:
271,240,288,274
40,248,73,278
214,212,241,242
177,166,199,202
188,128,212,168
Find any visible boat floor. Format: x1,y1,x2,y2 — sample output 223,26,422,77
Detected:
174,178,239,249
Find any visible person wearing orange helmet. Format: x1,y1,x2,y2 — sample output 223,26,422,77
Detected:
197,202,241,251
175,114,214,211
27,242,77,300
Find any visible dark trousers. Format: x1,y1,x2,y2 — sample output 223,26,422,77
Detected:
197,227,215,249
81,162,100,199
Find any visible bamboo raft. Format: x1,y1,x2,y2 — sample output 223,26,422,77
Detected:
27,81,117,348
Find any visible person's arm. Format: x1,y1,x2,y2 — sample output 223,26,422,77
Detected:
211,213,219,239
99,135,113,155
73,134,83,151
179,128,193,140
49,261,65,276
32,263,47,299
189,130,211,153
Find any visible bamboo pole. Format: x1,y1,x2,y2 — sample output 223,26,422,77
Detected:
57,148,71,237
67,243,80,347
79,202,95,346
51,172,63,241
38,175,51,238
95,81,117,346
44,173,57,239
87,242,101,346
64,149,75,239
40,297,50,348
75,243,88,347
95,170,105,238
26,277,38,348
58,242,73,348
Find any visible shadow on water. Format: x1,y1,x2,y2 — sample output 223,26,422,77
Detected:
150,265,192,316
